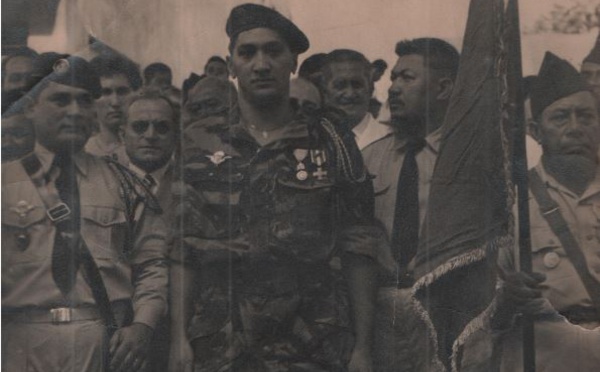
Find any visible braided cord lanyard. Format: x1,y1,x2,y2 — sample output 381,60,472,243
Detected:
319,118,366,183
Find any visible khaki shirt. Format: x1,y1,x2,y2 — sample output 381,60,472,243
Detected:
2,147,168,329
500,161,600,315
84,134,130,165
362,130,440,241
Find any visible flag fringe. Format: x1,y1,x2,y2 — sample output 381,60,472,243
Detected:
410,234,514,371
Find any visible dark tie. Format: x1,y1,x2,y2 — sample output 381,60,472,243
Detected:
143,174,156,190
51,153,81,295
390,138,425,284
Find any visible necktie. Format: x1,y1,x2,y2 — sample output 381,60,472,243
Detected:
143,174,156,191
390,138,425,283
51,153,81,295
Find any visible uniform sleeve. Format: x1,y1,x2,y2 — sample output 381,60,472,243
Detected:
129,205,169,329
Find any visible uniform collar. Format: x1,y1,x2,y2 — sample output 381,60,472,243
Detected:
535,159,600,202
390,127,441,154
352,113,372,137
129,160,172,187
34,143,88,177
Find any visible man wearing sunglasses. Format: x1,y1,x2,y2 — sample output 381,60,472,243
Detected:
122,90,177,372
123,90,178,198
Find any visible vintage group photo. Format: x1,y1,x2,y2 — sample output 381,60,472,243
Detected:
2,0,600,371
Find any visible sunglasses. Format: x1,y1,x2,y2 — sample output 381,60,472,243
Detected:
130,120,172,135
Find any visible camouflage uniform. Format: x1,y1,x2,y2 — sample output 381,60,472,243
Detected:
172,113,382,372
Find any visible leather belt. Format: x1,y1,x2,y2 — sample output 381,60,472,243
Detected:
5,307,102,324
4,301,132,325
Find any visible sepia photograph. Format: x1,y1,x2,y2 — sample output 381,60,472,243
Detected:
2,0,600,371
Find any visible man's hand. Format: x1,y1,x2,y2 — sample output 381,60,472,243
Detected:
109,323,153,372
168,335,194,372
492,270,547,329
348,347,373,372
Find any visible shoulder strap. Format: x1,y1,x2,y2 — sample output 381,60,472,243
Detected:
528,168,600,317
20,153,119,335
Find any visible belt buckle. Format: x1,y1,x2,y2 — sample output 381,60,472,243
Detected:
47,203,71,223
50,307,72,324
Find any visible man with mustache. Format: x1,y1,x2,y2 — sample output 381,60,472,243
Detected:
2,56,168,372
321,49,391,150
361,38,459,371
85,54,142,164
489,52,600,372
169,4,382,372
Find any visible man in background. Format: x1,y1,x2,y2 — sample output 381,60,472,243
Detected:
362,38,459,371
203,56,229,81
86,54,142,164
321,49,391,149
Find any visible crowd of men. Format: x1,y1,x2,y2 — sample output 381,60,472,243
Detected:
2,3,600,372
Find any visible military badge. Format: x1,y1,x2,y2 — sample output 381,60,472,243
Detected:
53,58,70,73
206,151,232,166
10,200,35,219
543,251,560,269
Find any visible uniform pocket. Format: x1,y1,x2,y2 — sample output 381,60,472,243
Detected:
80,205,128,259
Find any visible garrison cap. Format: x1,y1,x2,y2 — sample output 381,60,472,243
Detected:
583,31,600,65
226,3,309,54
32,55,101,99
530,52,590,119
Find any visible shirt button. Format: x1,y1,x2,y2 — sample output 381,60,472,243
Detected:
543,252,561,269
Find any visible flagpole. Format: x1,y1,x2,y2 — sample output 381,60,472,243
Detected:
506,0,536,370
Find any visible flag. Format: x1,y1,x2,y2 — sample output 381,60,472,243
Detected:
411,0,516,370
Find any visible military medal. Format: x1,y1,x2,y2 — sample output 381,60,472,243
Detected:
310,149,328,180
16,231,30,250
293,149,309,181
10,201,34,251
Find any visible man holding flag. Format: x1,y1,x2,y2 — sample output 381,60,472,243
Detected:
491,52,600,372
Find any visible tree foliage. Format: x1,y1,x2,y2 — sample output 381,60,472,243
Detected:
526,2,600,34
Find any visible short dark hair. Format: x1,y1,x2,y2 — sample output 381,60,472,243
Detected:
143,62,172,83
395,38,460,80
205,56,226,69
298,53,327,80
372,59,388,71
321,49,373,87
2,47,38,76
89,54,143,90
127,89,180,129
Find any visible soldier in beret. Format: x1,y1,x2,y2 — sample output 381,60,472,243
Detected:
1,56,169,372
488,52,600,371
169,3,382,372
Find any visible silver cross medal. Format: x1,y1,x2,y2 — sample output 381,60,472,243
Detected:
310,149,328,180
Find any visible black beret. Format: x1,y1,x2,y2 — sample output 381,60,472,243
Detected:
32,55,101,99
226,3,309,54
530,52,590,119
